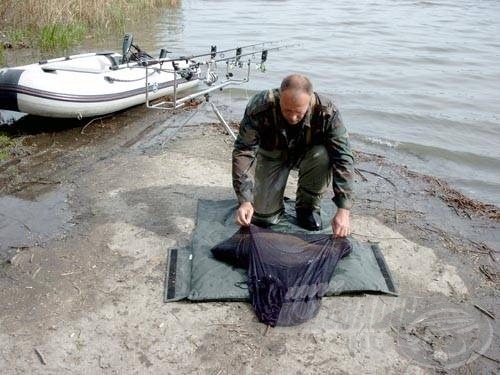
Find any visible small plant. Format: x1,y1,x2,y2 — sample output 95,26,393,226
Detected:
0,132,15,162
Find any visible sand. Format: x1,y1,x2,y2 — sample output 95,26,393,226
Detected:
0,103,498,374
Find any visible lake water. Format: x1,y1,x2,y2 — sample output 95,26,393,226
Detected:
3,0,500,206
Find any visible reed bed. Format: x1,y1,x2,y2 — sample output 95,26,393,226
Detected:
0,0,179,50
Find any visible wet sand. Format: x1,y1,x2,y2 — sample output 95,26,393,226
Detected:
0,103,498,374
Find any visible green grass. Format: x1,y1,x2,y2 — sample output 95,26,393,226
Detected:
6,29,27,46
38,22,86,51
0,133,15,162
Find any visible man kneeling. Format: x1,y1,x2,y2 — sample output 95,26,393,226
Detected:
232,74,354,237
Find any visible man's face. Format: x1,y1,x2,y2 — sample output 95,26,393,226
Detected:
280,90,310,125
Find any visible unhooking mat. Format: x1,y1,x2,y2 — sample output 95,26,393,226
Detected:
164,199,398,302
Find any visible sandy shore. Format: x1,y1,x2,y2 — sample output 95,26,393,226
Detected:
0,103,498,374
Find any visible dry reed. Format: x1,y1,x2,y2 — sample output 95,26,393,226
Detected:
2,0,179,29
0,0,179,49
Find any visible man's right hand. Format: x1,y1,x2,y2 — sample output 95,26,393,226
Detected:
236,202,254,227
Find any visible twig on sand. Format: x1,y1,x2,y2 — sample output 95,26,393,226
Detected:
408,328,434,346
81,115,113,135
449,204,461,217
378,296,388,306
394,199,399,224
473,304,495,320
354,168,368,182
186,336,199,349
228,328,252,336
351,232,404,240
468,239,498,252
413,223,491,255
468,239,498,262
32,267,41,279
356,168,397,189
421,174,500,222
72,283,82,296
169,311,180,321
360,198,383,203
34,348,47,365
96,287,118,295
20,179,61,186
61,271,82,276
479,265,495,282
413,224,441,236
474,351,500,364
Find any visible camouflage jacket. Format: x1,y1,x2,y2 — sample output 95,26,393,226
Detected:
232,89,355,209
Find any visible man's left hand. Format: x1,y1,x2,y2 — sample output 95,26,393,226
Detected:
331,208,351,238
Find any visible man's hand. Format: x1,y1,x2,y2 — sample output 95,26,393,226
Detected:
236,202,254,227
331,208,351,238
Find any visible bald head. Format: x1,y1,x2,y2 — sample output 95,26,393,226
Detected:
279,74,313,125
280,74,313,96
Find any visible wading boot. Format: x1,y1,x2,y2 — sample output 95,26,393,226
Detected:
296,207,322,231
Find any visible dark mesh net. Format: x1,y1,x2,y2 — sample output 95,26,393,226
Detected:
211,224,352,326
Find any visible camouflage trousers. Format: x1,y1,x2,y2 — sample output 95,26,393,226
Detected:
252,145,331,226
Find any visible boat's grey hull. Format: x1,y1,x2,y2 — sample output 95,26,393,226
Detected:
0,53,201,118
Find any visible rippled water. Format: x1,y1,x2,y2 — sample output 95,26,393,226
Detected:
3,0,500,205
151,0,500,206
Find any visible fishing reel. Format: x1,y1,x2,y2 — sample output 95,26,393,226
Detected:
169,59,197,81
179,68,194,80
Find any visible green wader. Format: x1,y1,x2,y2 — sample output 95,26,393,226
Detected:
252,144,332,226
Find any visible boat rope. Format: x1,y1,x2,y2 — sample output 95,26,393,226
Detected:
104,66,196,83
104,70,157,83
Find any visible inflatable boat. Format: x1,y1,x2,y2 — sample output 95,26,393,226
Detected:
0,36,202,118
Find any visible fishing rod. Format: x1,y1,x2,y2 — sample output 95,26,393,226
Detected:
142,44,295,96
114,38,299,71
116,34,300,70
143,34,300,124
154,40,287,64
208,42,299,65
164,43,294,71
